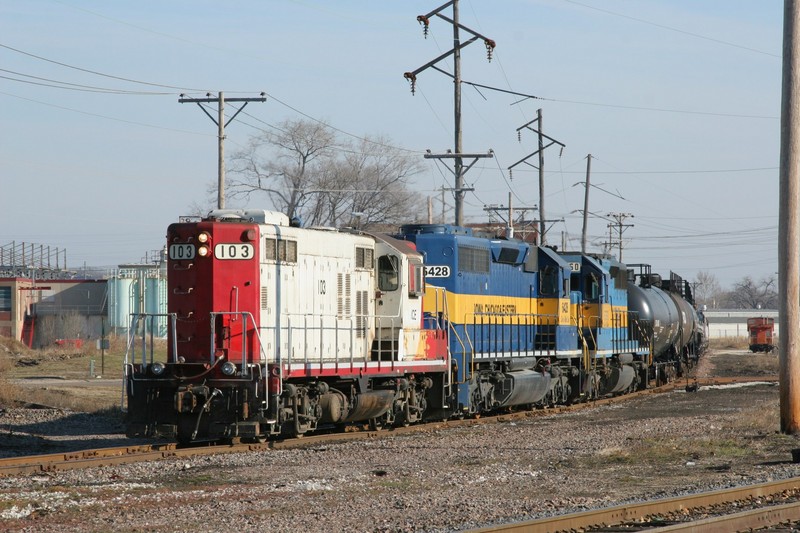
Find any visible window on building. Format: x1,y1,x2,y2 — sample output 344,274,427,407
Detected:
0,287,11,321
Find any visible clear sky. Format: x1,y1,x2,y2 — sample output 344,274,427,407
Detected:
0,1,781,289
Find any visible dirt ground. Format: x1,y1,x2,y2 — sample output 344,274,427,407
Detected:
696,346,780,379
2,347,799,533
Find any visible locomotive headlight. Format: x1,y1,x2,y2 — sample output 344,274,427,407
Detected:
197,232,210,244
149,362,166,376
221,361,237,376
197,245,210,257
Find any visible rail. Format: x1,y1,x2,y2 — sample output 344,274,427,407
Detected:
470,476,800,533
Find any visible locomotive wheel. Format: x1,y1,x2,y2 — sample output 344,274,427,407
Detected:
368,408,395,431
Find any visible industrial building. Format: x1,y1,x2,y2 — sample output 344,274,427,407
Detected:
0,242,167,348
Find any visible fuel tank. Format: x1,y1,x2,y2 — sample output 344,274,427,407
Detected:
496,369,551,407
627,284,680,360
319,389,395,423
602,365,636,394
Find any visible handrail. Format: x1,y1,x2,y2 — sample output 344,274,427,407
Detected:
124,313,178,368
425,285,454,390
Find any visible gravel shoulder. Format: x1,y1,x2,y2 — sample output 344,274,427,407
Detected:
1,349,797,533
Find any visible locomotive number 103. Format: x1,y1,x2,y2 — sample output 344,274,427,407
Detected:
168,244,196,260
214,243,254,260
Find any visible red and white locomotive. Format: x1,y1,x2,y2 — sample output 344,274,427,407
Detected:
125,209,448,442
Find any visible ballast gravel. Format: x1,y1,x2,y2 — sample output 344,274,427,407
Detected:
1,351,799,532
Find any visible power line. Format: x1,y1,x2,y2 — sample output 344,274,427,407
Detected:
0,42,206,91
0,89,212,135
0,69,169,95
561,0,780,59
458,78,778,120
492,164,778,175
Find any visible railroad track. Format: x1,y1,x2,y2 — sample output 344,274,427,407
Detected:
0,375,775,479
470,477,800,532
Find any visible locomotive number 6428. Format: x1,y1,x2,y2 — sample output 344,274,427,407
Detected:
424,265,451,278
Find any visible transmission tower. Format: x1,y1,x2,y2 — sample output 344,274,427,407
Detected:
507,109,565,245
404,0,496,226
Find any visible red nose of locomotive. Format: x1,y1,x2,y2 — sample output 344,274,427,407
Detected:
167,221,261,369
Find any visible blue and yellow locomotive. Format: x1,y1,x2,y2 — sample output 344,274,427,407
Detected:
397,223,693,418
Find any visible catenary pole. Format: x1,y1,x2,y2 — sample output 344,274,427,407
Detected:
537,109,546,244
581,154,592,253
404,1,495,226
453,0,464,226
779,0,800,434
508,110,564,245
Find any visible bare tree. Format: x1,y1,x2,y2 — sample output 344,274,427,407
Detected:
228,119,337,223
316,135,425,228
721,275,778,309
227,120,425,227
694,270,722,308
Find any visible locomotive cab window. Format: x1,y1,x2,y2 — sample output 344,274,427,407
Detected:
585,273,600,301
378,255,399,291
408,260,424,297
540,265,558,296
570,273,580,295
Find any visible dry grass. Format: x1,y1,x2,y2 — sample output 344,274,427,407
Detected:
585,434,761,468
0,355,22,408
0,334,167,412
709,337,749,350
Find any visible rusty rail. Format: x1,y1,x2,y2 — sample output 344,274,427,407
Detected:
470,477,800,532
0,376,777,479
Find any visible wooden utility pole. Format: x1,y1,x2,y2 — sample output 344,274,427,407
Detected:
508,109,565,245
179,92,266,209
779,0,800,434
581,154,592,253
427,196,434,223
405,1,495,226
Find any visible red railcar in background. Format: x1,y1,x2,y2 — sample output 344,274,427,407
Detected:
747,317,775,353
